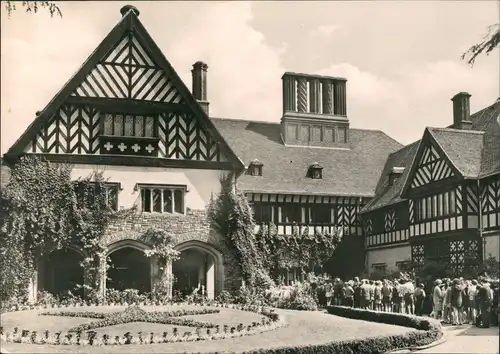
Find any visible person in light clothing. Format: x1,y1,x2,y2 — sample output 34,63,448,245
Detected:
431,279,443,319
468,279,478,324
403,279,415,315
381,280,392,312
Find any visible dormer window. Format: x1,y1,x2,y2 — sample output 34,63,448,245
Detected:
308,162,323,179
248,159,263,177
388,167,405,186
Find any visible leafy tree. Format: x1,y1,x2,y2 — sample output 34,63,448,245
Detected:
2,1,62,18
462,23,500,66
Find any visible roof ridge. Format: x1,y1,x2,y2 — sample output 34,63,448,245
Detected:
210,116,280,125
471,99,500,118
387,139,420,157
429,127,485,135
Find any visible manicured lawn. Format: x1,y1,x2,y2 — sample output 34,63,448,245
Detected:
1,307,418,353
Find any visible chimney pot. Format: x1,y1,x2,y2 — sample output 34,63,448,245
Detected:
451,92,472,130
120,5,140,17
192,61,209,115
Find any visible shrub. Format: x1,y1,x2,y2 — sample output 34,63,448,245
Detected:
326,306,441,331
265,282,318,311
241,306,442,354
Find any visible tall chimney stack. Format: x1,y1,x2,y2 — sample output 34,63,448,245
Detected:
191,61,209,115
451,92,472,130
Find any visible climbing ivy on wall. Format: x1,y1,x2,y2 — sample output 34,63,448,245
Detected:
208,172,343,290
208,172,274,290
255,223,342,277
0,155,133,302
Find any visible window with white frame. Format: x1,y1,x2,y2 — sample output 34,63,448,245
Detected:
139,184,186,214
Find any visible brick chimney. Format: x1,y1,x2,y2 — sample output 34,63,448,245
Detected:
281,72,349,148
191,61,209,115
451,92,472,130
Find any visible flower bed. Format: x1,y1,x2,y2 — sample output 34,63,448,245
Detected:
0,304,284,346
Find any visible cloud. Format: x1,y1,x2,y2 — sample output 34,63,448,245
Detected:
310,24,338,37
315,60,497,143
0,2,498,153
0,2,286,152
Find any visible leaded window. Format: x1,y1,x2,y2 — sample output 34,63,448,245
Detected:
102,113,156,138
140,185,185,214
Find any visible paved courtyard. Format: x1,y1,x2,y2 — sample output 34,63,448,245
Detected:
420,325,499,354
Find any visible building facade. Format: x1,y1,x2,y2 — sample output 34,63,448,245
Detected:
2,5,499,300
362,94,500,277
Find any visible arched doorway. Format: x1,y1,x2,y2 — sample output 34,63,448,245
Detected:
173,241,224,299
107,247,151,293
41,247,84,298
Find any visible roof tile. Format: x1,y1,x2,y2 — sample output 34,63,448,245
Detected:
211,118,402,196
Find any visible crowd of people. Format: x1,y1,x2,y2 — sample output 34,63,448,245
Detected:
324,275,499,328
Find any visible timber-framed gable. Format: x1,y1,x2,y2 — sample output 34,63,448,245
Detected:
401,128,462,198
4,7,243,173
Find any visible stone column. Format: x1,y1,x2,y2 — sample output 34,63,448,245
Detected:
206,256,215,299
166,259,173,298
96,254,107,299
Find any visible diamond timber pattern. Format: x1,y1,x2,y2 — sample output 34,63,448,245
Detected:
71,33,185,104
410,144,455,188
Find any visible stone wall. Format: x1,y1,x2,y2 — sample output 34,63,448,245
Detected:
99,207,242,293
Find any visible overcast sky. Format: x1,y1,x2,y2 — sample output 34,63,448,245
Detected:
1,1,498,153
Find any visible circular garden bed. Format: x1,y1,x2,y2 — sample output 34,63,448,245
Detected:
1,303,282,346
0,303,429,353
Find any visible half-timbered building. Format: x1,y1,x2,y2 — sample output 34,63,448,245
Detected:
2,5,497,300
362,94,500,277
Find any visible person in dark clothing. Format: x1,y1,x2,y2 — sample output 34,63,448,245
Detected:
415,283,426,316
476,280,493,328
491,281,499,327
450,278,463,325
354,281,362,309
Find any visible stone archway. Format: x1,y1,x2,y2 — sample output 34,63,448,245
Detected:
173,241,224,299
106,240,152,294
39,246,86,298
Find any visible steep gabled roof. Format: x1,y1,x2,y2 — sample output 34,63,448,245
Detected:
429,128,484,178
362,141,420,212
364,99,500,214
5,6,244,170
212,117,402,196
472,100,500,177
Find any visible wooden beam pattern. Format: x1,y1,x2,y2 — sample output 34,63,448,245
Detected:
384,209,396,231
410,144,455,188
70,33,185,104
23,104,225,162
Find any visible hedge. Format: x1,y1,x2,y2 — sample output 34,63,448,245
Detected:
241,306,443,354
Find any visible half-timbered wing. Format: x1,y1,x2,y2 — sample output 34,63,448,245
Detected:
401,128,462,196
5,7,243,171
